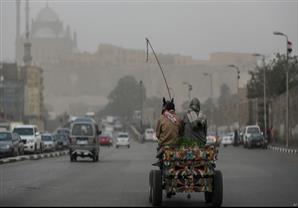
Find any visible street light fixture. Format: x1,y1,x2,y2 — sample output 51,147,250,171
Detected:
273,31,289,147
182,81,192,101
228,64,240,129
252,53,267,140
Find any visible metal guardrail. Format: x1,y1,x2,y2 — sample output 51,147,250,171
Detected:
129,125,143,143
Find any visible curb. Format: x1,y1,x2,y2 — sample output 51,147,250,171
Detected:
267,145,297,155
0,150,69,165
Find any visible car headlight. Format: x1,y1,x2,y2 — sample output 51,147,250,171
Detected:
28,139,35,143
5,144,11,149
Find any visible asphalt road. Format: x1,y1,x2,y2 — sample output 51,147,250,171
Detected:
0,140,297,207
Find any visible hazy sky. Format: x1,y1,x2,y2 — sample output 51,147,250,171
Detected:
1,0,298,61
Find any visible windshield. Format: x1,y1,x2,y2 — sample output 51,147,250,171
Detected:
102,131,113,137
146,129,154,134
71,123,93,136
118,134,128,138
0,133,12,141
247,127,260,134
42,135,53,141
13,128,34,136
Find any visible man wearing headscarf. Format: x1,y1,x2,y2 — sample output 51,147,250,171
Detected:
155,98,183,146
182,97,207,146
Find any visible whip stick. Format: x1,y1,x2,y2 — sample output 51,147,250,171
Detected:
145,38,172,100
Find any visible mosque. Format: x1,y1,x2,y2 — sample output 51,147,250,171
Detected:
15,2,78,66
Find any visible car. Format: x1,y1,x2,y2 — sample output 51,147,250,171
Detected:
0,131,24,158
116,132,130,148
221,132,234,147
99,133,113,147
144,128,157,142
12,125,42,154
56,128,70,137
113,120,123,131
56,134,69,150
69,118,101,162
206,132,219,146
41,133,57,152
243,125,267,149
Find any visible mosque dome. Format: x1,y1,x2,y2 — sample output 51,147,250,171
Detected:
36,6,59,22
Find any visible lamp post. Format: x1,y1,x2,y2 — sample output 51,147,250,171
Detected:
273,31,289,147
0,72,4,120
203,72,213,131
139,80,143,133
252,53,267,140
228,64,240,129
182,81,192,102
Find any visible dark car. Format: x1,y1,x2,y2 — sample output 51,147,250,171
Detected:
56,134,69,150
0,131,24,158
56,128,70,138
245,132,267,149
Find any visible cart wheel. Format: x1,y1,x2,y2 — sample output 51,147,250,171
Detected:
92,154,97,162
70,155,74,162
149,170,153,203
204,191,212,203
152,170,162,206
211,170,223,207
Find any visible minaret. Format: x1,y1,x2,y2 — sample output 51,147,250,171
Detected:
73,30,77,48
23,0,32,66
15,0,21,63
16,0,21,38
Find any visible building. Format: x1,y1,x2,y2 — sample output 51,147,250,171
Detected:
0,63,25,121
23,65,44,129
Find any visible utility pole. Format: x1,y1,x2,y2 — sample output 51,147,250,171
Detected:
273,31,290,147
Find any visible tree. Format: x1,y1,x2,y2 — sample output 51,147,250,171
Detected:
247,54,298,99
218,83,238,106
100,75,146,119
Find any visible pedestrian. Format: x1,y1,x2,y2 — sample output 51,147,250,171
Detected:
234,129,239,146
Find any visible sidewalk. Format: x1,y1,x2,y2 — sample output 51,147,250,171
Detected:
267,143,297,155
0,150,69,165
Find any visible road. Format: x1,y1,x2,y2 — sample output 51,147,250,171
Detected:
0,140,297,207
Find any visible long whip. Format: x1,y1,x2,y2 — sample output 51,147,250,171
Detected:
145,38,172,100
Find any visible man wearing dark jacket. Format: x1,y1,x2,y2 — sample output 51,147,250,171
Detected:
182,97,207,147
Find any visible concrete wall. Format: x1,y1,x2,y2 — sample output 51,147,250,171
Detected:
271,85,298,146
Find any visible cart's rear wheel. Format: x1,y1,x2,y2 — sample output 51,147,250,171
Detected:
149,170,154,203
204,191,212,203
152,170,162,206
210,170,223,207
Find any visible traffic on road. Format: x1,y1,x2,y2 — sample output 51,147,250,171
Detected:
1,0,297,207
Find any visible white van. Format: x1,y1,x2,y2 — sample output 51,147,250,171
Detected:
13,125,42,154
243,125,262,147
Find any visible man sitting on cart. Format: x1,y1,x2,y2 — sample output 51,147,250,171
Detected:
155,97,183,147
181,97,207,147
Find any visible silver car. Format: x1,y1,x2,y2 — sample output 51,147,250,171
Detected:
41,133,57,152
69,117,101,162
0,131,24,157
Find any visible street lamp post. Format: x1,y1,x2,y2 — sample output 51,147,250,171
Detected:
203,72,213,131
228,64,240,129
252,53,267,140
273,31,289,147
139,80,143,133
0,73,4,120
